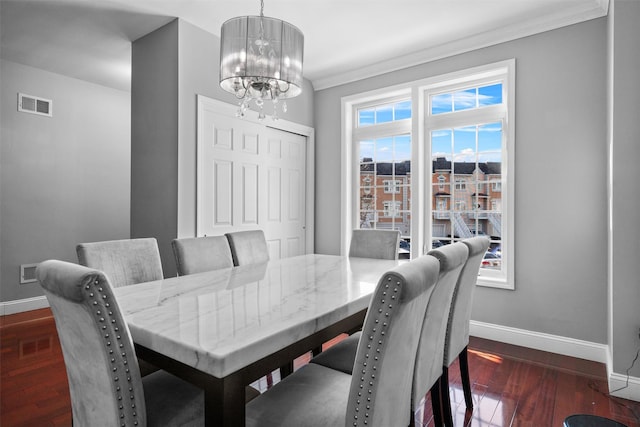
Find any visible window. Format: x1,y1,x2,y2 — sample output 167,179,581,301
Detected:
383,201,402,217
383,180,401,193
425,62,514,288
353,95,412,237
358,100,411,127
343,60,514,289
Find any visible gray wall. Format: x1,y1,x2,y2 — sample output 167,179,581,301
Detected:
0,60,130,302
314,19,608,344
131,20,180,277
131,19,314,277
610,0,640,377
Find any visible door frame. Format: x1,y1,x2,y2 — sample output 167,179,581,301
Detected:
196,95,315,254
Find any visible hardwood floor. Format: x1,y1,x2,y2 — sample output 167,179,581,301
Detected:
1,308,639,427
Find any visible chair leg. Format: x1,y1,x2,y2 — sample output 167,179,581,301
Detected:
459,346,474,410
311,346,322,356
430,377,444,426
440,366,454,427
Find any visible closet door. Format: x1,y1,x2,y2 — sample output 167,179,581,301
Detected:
197,96,307,259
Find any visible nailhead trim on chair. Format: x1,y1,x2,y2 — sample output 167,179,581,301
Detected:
350,277,399,426
84,276,141,427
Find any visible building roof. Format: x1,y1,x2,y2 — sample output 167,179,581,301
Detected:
360,157,501,176
360,159,411,176
432,157,501,175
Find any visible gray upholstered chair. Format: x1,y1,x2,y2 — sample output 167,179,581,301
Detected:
76,237,164,288
245,254,441,427
348,229,401,260
171,235,234,276
225,230,270,266
310,242,469,427
76,237,164,376
439,236,490,425
412,241,469,427
36,260,204,426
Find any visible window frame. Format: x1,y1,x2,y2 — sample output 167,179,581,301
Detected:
421,60,515,289
341,59,515,289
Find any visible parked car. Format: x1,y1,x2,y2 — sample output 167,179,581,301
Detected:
482,251,501,268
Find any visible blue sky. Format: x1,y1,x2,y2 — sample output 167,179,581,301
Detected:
358,83,503,164
359,123,502,164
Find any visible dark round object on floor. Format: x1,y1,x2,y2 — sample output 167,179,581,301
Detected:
564,414,628,427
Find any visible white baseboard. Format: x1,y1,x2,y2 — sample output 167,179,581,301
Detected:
470,320,640,402
0,295,49,316
609,371,640,402
470,319,609,363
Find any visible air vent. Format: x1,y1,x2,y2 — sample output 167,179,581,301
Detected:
20,263,39,284
18,93,52,117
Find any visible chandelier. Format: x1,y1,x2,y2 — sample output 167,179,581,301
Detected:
219,0,304,120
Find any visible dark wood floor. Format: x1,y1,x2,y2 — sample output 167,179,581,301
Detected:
1,308,639,427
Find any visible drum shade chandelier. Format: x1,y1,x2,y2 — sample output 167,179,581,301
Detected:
219,0,304,120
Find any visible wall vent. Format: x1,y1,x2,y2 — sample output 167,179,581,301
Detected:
18,93,52,117
20,263,39,284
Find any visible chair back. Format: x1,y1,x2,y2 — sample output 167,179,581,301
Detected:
348,229,401,260
444,236,490,366
346,254,440,427
225,230,269,266
36,260,147,427
172,235,234,276
76,238,163,288
412,241,469,408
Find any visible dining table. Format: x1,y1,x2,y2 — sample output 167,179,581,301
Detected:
113,253,401,427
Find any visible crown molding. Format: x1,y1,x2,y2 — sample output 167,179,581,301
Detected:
312,0,609,91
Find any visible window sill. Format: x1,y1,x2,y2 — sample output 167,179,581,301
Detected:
477,274,514,290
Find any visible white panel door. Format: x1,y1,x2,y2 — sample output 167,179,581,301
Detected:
197,98,307,259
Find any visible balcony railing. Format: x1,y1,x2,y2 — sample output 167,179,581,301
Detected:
433,211,450,219
468,211,489,219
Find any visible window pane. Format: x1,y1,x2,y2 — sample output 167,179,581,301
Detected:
376,104,393,124
375,137,394,162
453,88,476,112
395,101,412,120
432,129,453,157
431,93,452,115
478,122,502,162
395,135,411,162
432,83,503,116
358,109,375,127
357,133,412,239
479,83,502,106
359,140,375,162
453,126,477,166
432,122,502,269
358,100,412,126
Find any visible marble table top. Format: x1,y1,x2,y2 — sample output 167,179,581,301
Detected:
114,254,400,378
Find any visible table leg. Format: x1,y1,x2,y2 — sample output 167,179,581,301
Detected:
279,361,294,378
203,373,246,427
135,345,248,427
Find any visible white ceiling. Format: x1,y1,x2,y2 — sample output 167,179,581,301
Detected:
0,0,608,92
